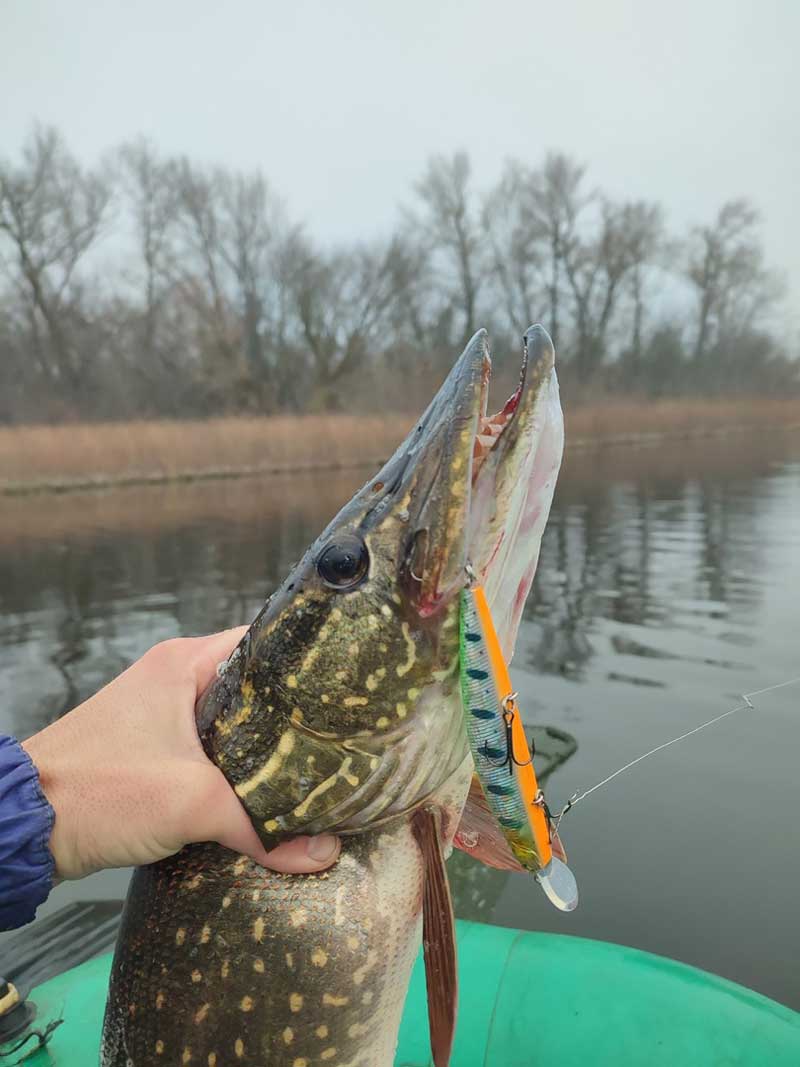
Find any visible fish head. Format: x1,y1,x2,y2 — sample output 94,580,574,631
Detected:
197,325,564,845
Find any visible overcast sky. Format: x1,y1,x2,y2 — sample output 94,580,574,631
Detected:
3,0,799,323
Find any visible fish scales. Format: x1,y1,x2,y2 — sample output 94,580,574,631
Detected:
102,798,468,1067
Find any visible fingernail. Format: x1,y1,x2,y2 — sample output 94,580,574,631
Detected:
306,834,339,864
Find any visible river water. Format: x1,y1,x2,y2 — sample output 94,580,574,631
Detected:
1,431,799,1008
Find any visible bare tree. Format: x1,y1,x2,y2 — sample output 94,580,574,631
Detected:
117,138,179,369
526,153,588,348
482,161,547,335
0,125,111,390
687,199,780,361
409,152,484,345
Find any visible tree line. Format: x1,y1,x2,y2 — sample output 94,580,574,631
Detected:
0,124,795,424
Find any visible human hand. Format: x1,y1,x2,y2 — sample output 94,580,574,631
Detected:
22,629,341,880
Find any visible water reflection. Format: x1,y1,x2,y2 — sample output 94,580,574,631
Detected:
1,432,799,1007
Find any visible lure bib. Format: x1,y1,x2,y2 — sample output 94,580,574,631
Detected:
459,585,579,912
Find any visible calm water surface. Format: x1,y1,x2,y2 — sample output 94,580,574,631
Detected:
1,433,799,1008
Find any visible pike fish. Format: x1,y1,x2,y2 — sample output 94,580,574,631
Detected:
101,324,565,1067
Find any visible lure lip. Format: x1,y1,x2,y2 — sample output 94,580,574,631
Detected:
535,856,579,912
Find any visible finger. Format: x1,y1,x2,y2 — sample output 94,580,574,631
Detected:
189,627,250,695
262,836,342,874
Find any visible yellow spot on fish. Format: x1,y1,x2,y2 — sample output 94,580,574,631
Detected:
452,454,463,472
233,855,247,875
379,642,388,652
240,996,253,1012
316,1024,329,1038
182,1049,192,1065
291,707,304,723
396,702,407,719
353,950,379,985
290,908,308,928
367,614,378,628
234,1038,244,1059
194,1004,210,1024
253,958,265,973
381,603,393,617
191,969,202,983
283,1027,294,1045
286,952,294,969
348,1022,370,1037
264,819,279,832
392,592,402,605
222,896,232,909
335,670,347,681
321,1048,337,1060
208,1056,217,1067
311,947,328,967
155,1039,164,1054
289,992,303,1012
293,1059,308,1067
187,873,203,890
334,886,347,926
253,917,265,942
340,757,360,786
348,642,359,656
287,674,298,688
235,731,295,798
200,924,211,944
221,960,230,979
407,687,420,701
252,889,261,902
362,991,374,1004
346,935,359,950
396,623,416,677
331,608,342,621
291,772,339,818
323,992,349,1006
376,716,390,728
156,991,165,1009
321,693,330,703
301,645,320,673
175,928,186,946
344,696,367,707
365,673,378,691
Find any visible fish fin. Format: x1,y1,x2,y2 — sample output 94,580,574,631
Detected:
453,774,566,869
412,808,457,1067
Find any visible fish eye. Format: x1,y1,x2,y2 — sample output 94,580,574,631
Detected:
316,535,369,590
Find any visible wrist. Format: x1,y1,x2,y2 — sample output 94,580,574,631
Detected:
0,735,56,930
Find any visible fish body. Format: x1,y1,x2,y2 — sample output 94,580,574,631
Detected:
102,326,565,1067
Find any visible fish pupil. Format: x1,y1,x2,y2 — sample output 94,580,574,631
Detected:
317,535,370,589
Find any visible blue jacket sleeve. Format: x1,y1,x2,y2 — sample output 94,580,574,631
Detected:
0,735,55,931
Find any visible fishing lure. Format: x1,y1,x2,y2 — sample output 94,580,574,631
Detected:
459,583,579,912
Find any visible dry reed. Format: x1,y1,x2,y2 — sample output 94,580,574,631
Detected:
1,399,798,494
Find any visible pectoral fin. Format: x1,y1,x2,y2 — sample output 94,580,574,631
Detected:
412,808,457,1067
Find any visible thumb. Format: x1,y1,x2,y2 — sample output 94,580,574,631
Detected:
199,767,341,873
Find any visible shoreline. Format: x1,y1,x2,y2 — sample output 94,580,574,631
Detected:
3,416,799,497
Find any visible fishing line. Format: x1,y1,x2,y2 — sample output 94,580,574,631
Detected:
550,675,800,838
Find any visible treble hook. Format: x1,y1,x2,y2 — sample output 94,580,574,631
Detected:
479,695,535,776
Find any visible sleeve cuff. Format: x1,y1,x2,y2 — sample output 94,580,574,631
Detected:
0,735,56,931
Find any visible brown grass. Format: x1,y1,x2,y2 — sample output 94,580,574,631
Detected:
1,398,799,494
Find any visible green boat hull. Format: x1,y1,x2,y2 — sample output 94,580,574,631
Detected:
15,919,800,1065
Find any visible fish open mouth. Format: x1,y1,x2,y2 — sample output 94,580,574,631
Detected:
441,325,563,658
471,359,523,485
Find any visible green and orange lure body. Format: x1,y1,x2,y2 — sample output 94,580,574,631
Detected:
459,583,579,911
